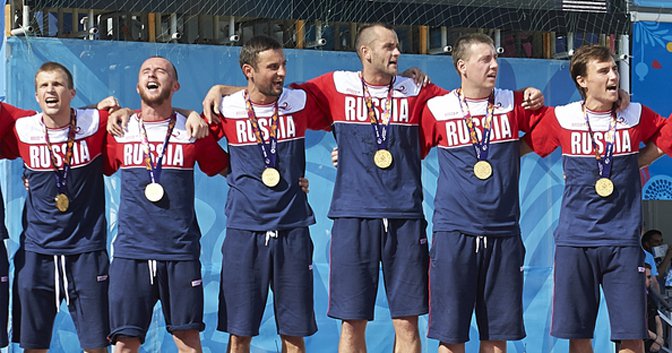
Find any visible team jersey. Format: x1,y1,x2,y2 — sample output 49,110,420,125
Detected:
651,114,672,156
210,88,330,231
0,103,35,240
293,71,446,219
2,109,108,255
421,89,537,237
105,112,229,261
525,102,667,247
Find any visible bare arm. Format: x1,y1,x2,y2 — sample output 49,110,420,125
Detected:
400,67,430,86
520,140,534,157
658,248,672,280
107,108,134,137
615,89,631,112
174,108,209,139
655,315,664,346
299,177,309,193
639,142,665,169
202,84,245,124
83,96,121,111
520,87,544,110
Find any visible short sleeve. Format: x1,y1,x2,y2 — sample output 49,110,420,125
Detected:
419,103,440,158
522,106,560,158
195,135,229,176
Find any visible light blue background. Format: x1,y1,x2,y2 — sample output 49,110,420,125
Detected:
633,1,672,8
0,32,665,352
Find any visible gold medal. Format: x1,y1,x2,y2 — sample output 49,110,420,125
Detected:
54,193,69,212
595,177,614,198
261,167,281,188
145,182,165,202
374,149,393,169
473,160,493,180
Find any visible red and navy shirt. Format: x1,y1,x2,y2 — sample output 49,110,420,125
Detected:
421,89,538,237
525,102,666,247
651,114,672,157
3,109,108,255
105,112,229,261
210,88,330,231
0,103,36,240
294,71,446,219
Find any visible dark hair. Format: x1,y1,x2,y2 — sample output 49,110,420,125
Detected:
148,55,179,81
569,45,615,99
354,23,395,59
452,33,495,72
644,263,652,270
36,62,74,89
642,229,663,246
239,35,283,70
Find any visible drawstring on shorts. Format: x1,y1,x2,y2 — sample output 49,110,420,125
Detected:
53,255,70,311
475,236,488,253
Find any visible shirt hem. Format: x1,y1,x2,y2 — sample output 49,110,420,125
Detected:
22,244,107,256
328,211,424,219
554,241,641,247
226,219,315,232
112,253,198,261
432,228,521,237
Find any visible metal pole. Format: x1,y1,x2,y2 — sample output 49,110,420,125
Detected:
618,34,630,94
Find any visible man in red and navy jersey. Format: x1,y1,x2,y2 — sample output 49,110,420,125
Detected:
2,62,111,353
200,24,544,353
207,36,330,353
105,56,229,353
524,45,669,353
420,33,545,353
0,102,39,349
289,23,447,353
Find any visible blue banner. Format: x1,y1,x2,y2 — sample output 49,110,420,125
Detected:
1,36,607,353
632,21,672,199
634,1,672,8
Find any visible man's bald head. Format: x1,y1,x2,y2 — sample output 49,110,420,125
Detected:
355,23,396,59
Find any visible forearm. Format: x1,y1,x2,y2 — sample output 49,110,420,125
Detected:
640,142,665,168
655,316,664,345
520,140,534,157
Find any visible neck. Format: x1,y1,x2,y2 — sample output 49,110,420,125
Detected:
460,83,492,100
584,97,613,112
43,109,71,129
247,85,278,105
140,102,173,121
361,67,393,86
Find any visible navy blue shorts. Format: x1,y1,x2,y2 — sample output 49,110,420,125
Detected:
12,249,110,349
328,218,429,321
551,246,647,341
218,227,316,337
108,258,205,343
428,232,526,343
0,242,8,348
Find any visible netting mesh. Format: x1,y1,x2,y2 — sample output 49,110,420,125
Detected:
13,0,630,57
21,0,628,29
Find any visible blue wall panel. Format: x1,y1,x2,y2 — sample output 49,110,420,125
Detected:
634,1,672,8
0,37,608,352
632,21,672,198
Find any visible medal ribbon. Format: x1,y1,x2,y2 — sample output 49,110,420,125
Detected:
456,89,496,161
138,112,177,184
43,109,77,195
244,90,279,169
360,74,394,151
582,105,617,179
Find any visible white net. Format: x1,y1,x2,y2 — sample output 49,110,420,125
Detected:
16,0,630,57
